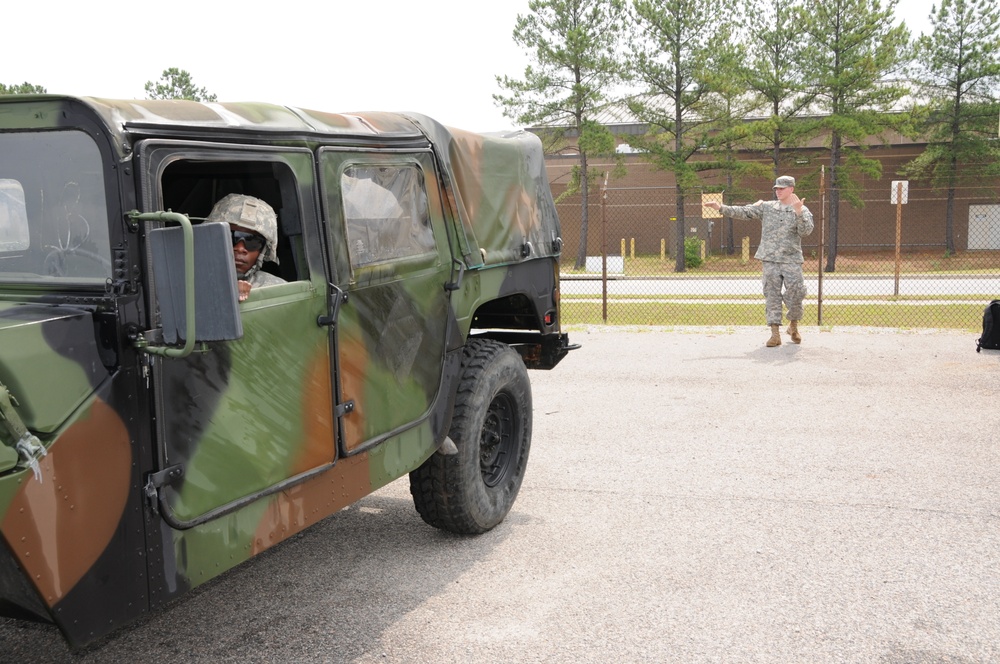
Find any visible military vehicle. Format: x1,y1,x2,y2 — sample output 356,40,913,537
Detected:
0,95,573,647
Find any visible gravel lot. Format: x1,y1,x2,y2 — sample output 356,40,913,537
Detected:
2,325,998,663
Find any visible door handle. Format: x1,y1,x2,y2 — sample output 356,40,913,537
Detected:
317,283,347,327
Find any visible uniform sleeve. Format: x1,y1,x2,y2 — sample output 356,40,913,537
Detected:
720,203,764,222
797,207,815,237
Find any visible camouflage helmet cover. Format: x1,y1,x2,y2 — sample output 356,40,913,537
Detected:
206,194,279,264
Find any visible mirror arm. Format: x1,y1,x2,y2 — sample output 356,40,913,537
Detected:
127,210,196,358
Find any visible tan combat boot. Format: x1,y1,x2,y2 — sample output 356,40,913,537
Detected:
787,320,801,344
766,324,782,347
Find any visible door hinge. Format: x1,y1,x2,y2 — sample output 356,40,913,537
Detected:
144,464,184,515
335,400,355,418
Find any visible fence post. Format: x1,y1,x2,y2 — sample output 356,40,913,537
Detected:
893,181,906,296
601,172,609,324
818,166,825,325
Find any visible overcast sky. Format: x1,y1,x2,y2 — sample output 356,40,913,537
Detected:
3,0,937,133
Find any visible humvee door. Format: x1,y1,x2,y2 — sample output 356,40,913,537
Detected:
141,145,336,532
320,150,453,456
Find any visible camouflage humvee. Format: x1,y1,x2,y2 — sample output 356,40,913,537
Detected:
0,96,573,648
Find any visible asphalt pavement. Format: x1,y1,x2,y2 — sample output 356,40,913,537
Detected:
2,325,998,663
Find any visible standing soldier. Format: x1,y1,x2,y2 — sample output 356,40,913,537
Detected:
706,176,814,347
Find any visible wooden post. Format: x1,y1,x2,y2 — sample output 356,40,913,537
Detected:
601,172,609,323
894,181,903,296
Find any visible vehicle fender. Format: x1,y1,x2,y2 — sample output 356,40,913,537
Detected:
0,303,110,434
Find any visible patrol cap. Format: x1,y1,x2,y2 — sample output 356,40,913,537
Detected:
773,176,796,189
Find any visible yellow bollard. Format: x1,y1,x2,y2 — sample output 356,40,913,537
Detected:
630,238,635,260
742,236,750,263
661,239,665,261
700,240,706,261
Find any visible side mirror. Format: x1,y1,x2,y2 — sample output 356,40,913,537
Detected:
147,219,243,351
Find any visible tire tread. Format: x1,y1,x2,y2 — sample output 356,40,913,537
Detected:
409,338,530,534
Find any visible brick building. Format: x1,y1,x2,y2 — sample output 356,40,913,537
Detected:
540,124,1000,262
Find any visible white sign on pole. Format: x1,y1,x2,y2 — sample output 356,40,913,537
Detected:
890,180,909,204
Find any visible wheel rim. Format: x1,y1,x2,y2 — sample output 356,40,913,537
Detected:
480,392,517,487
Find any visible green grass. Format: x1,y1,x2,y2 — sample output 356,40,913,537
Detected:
561,300,984,330
562,293,994,302
559,249,997,328
563,250,1000,277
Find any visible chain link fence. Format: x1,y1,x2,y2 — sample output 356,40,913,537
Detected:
556,179,1000,329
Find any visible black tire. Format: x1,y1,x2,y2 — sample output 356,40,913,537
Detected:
409,338,532,534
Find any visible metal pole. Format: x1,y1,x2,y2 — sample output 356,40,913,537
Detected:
894,181,903,296
817,166,825,325
601,172,609,323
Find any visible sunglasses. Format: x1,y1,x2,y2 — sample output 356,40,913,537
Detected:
231,230,265,252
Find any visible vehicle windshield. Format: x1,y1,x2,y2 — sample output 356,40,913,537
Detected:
0,130,112,285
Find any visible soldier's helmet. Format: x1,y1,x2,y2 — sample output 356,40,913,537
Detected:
206,194,279,264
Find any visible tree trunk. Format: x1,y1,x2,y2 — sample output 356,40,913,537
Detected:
674,191,686,272
772,107,781,176
946,87,961,255
945,153,957,255
673,71,685,273
724,169,734,255
824,132,840,273
574,152,590,270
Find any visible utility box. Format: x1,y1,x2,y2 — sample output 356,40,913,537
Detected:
585,256,624,273
968,205,1000,250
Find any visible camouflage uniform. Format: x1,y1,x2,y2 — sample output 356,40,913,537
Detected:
720,195,814,325
206,193,286,288
244,264,285,289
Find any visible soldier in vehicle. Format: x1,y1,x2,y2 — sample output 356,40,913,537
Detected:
706,176,814,347
206,193,286,301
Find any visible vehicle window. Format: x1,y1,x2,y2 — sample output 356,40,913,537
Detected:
0,180,29,252
342,165,435,268
158,156,308,284
0,130,112,283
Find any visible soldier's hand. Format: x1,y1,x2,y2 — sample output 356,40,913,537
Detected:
237,280,252,302
792,195,805,214
705,201,721,211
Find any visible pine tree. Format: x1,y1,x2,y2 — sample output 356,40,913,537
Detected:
903,0,1000,254
144,68,217,102
495,0,627,270
741,0,814,175
0,82,46,95
799,0,910,272
626,0,726,272
700,21,772,255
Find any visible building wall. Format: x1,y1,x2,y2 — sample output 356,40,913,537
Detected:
545,146,1000,260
